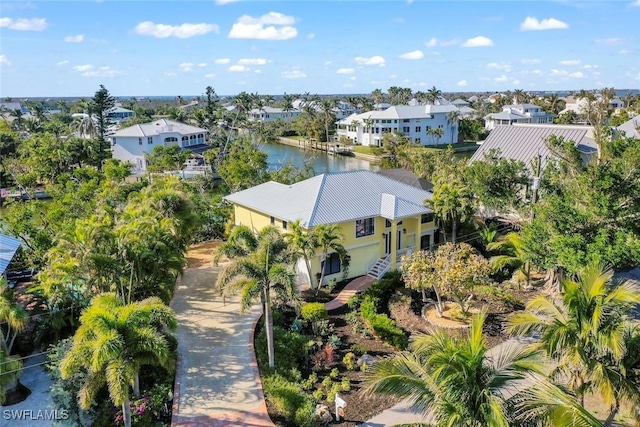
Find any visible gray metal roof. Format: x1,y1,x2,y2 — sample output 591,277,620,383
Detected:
225,170,433,227
469,124,597,171
377,169,433,191
486,111,527,120
618,114,640,139
110,119,207,138
0,234,22,276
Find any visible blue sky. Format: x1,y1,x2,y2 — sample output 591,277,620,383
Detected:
1,0,639,97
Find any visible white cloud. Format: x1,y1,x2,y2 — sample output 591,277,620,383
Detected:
520,17,568,31
134,21,219,38
632,0,640,6
425,37,438,47
307,33,315,39
559,59,580,65
238,58,267,65
355,56,385,66
532,69,542,75
462,36,493,48
228,12,297,40
198,63,207,67
56,60,69,66
583,64,598,69
229,64,249,72
164,71,177,77
513,79,521,85
619,49,632,55
0,55,11,67
254,69,262,74
457,80,468,87
595,37,624,45
569,71,584,78
64,34,84,43
215,0,241,4
204,73,216,78
551,69,568,76
494,75,509,83
179,62,194,72
486,62,511,71
72,64,123,77
214,58,230,64
73,64,94,72
349,76,357,81
324,61,333,66
0,17,47,31
521,58,541,64
282,69,306,79
337,68,355,74
399,50,424,60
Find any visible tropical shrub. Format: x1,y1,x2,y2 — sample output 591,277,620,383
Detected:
301,302,328,335
342,352,357,371
262,374,315,424
360,295,408,349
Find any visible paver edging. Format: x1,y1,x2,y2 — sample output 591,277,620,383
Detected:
247,311,275,426
170,274,184,426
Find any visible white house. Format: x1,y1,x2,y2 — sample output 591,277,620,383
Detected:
249,106,301,123
484,103,554,130
336,104,460,147
110,119,208,172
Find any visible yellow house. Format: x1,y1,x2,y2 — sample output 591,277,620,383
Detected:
224,170,437,287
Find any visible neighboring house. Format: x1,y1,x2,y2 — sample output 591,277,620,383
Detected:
484,103,554,131
110,119,208,172
469,124,597,174
561,96,625,116
336,104,460,147
0,234,22,278
107,106,134,123
224,170,438,287
617,114,640,139
449,98,478,118
249,106,301,123
0,102,28,113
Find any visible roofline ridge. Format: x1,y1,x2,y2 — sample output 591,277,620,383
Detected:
306,173,329,226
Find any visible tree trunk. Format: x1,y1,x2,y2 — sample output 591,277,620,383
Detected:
421,288,428,304
133,373,140,398
451,220,457,244
264,289,275,368
303,255,314,290
122,399,132,427
316,254,327,295
433,286,444,317
604,401,620,427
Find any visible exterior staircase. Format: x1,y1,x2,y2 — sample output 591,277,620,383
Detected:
367,255,391,280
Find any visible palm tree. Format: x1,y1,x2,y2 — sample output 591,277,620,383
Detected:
0,281,28,354
425,86,442,105
371,88,385,107
426,126,444,145
513,89,526,104
426,176,475,243
61,293,177,427
314,224,347,291
365,312,599,426
508,264,640,423
319,98,337,142
446,110,460,144
487,232,531,288
72,114,97,140
285,220,317,290
215,226,299,368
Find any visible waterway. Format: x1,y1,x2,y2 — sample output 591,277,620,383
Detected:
261,141,379,174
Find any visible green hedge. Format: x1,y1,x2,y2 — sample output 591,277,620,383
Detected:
262,374,316,427
360,295,408,350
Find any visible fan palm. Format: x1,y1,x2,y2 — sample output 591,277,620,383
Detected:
60,293,177,427
366,312,584,426
284,219,317,290
214,226,299,368
507,264,640,423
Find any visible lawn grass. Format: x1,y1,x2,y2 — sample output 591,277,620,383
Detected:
352,146,378,155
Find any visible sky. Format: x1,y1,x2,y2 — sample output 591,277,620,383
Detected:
1,0,639,98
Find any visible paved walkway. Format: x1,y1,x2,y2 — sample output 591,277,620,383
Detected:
171,242,274,427
324,275,375,311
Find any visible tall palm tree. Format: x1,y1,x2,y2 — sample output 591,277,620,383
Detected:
508,264,640,423
427,126,444,145
314,224,347,291
319,98,337,142
487,232,531,288
0,281,28,354
426,86,442,105
72,115,97,140
426,176,475,243
446,110,460,144
365,312,599,426
61,293,177,427
371,88,385,107
285,220,317,290
215,226,299,368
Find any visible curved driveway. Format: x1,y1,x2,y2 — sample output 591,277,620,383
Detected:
171,242,274,427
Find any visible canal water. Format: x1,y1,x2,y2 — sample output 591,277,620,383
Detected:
261,142,379,174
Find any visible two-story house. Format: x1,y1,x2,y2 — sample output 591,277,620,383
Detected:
224,170,438,288
336,105,460,147
110,119,208,171
484,103,554,130
248,106,301,123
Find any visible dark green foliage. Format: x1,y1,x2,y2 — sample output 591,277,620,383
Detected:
360,295,408,350
255,326,310,377
145,145,191,172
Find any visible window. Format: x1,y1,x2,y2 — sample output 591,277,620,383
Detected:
322,252,342,275
270,216,275,225
385,219,391,228
138,138,142,145
415,137,421,144
402,119,410,123
282,220,288,230
355,217,375,238
147,137,153,144
403,126,410,133
415,126,421,132
421,213,434,223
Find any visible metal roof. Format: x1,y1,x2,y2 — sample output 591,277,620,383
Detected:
337,104,458,124
110,119,208,138
225,170,433,228
377,169,433,191
618,114,640,139
0,234,22,276
469,124,596,171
